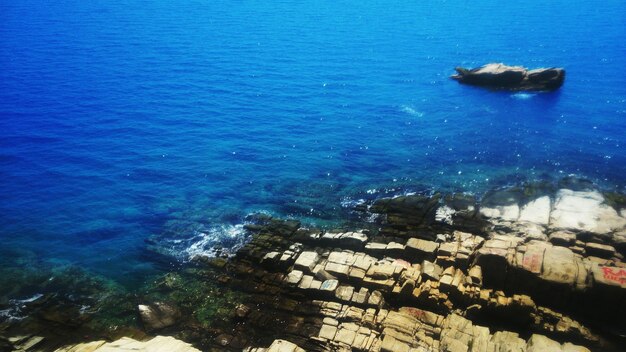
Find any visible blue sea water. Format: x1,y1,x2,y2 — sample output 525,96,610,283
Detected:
1,0,625,286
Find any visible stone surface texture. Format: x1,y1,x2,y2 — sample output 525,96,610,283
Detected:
5,180,625,351
451,63,565,91
55,336,200,352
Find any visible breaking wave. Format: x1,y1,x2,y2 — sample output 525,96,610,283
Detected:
182,224,249,261
0,294,43,322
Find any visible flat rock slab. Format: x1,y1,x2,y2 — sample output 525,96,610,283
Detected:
591,265,626,288
519,196,551,225
550,190,626,233
294,251,320,272
266,339,306,352
56,336,201,352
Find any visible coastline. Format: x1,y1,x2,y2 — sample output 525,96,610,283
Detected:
2,0,625,351
2,177,625,351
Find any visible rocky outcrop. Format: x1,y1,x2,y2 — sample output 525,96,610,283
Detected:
550,189,626,234
193,180,623,351
3,179,624,351
222,216,608,351
479,187,626,243
55,336,201,352
451,63,565,91
474,235,626,321
226,181,623,351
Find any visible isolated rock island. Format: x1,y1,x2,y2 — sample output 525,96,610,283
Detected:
452,63,565,91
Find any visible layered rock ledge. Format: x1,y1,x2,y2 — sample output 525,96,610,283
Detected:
451,63,565,91
3,179,625,351
54,336,200,352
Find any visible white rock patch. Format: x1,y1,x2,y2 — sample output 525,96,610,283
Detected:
519,196,551,225
480,204,520,221
549,189,626,233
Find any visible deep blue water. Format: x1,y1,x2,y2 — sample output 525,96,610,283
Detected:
1,0,625,285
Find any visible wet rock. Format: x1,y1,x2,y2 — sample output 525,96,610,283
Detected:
480,187,524,221
558,177,597,192
268,219,301,237
451,63,565,91
441,194,488,233
234,304,251,319
38,303,85,326
370,194,442,236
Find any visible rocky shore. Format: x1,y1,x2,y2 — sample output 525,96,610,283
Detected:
2,178,625,351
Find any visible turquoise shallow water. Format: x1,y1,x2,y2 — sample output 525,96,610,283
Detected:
0,0,625,286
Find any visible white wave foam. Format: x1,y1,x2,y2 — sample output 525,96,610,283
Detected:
340,197,366,208
0,309,21,322
512,93,536,100
400,105,424,117
365,213,381,223
435,205,455,225
0,293,43,322
16,293,43,303
183,224,247,261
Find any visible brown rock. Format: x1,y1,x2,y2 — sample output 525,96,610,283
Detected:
138,302,181,331
549,231,577,247
294,251,320,272
585,242,616,259
451,63,565,91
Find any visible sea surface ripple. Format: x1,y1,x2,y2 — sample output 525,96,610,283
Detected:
0,0,625,284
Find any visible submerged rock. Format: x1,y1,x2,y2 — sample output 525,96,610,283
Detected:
451,63,565,91
138,302,181,331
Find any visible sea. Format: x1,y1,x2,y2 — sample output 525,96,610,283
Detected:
1,0,625,289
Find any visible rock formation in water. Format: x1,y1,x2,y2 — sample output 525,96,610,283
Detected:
451,63,565,91
3,179,625,351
